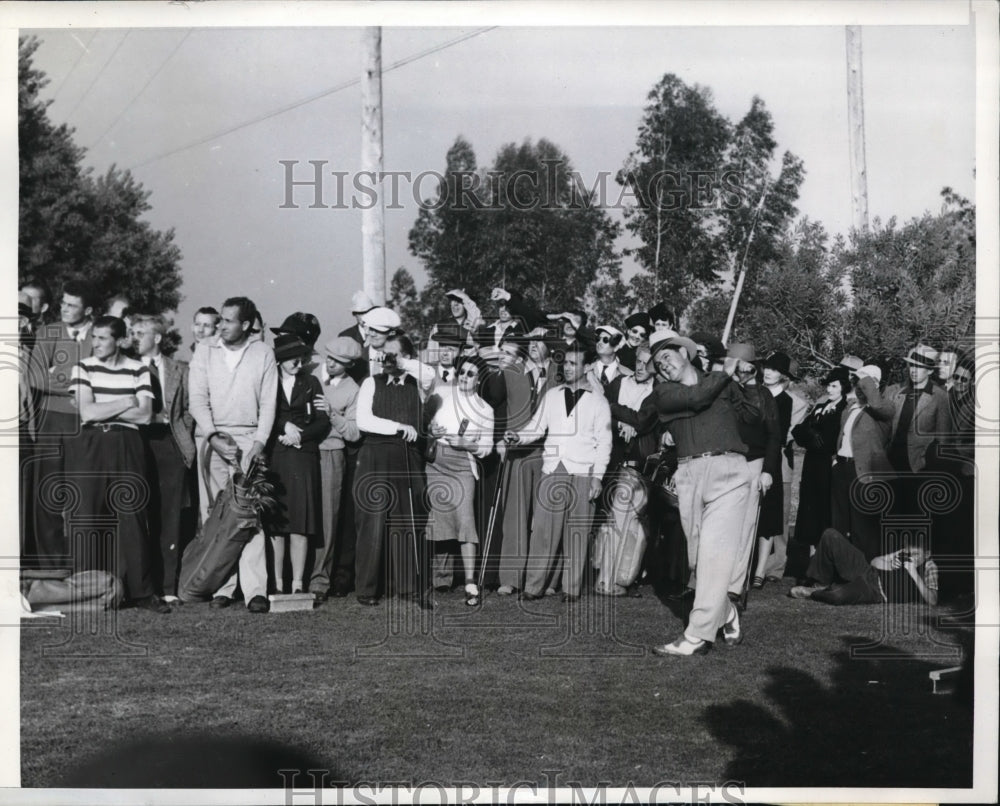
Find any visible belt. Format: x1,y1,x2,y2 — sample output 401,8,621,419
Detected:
835,455,854,464
677,450,740,465
83,423,133,432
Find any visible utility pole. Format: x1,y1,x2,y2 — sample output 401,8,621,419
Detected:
361,27,386,305
846,26,869,233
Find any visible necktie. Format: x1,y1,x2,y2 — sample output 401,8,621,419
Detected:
442,369,450,383
69,329,78,341
601,365,611,386
564,387,585,415
147,360,164,415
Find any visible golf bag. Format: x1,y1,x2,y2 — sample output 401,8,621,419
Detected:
592,466,650,594
177,434,274,602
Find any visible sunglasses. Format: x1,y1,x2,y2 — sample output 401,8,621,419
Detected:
597,335,613,343
458,368,479,378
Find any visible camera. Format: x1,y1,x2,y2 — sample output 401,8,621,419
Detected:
382,352,399,371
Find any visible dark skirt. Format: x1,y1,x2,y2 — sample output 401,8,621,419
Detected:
756,469,785,538
793,450,834,546
270,444,323,539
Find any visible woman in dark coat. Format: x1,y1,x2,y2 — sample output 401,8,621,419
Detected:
268,334,331,594
790,366,851,554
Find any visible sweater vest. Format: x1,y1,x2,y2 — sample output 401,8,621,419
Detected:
372,374,421,430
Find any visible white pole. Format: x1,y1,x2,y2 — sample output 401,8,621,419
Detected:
846,26,869,233
361,27,386,305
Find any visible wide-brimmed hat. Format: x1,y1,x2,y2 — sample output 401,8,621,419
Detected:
361,307,401,334
270,312,321,347
623,312,652,333
350,290,377,315
652,334,699,362
274,333,311,363
903,343,939,369
839,354,864,372
727,342,756,363
762,350,797,379
648,328,680,356
324,336,362,364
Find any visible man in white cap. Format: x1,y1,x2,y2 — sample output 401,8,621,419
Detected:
309,336,362,601
360,306,401,379
830,364,895,559
648,335,760,656
587,325,632,390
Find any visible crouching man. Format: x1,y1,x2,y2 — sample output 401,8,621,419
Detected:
789,527,938,606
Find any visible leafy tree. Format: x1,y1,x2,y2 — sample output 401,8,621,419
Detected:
617,80,805,315
833,189,975,381
18,36,183,317
408,136,621,322
616,74,730,310
387,266,426,338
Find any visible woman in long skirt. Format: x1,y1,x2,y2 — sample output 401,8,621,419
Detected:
424,355,494,605
268,334,330,594
790,367,850,555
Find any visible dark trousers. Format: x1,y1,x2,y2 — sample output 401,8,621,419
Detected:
28,409,80,567
66,427,154,600
806,528,883,605
353,438,425,599
830,459,883,560
144,425,191,596
309,448,357,594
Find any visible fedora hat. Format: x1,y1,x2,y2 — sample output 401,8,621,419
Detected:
839,354,864,372
350,290,376,315
903,343,939,370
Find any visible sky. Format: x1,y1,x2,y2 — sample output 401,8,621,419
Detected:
15,12,978,357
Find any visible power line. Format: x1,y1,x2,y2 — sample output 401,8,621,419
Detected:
51,30,98,101
130,27,496,171
89,29,192,150
66,30,131,119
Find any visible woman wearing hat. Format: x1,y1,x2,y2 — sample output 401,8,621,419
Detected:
423,354,495,605
267,333,331,594
751,351,808,587
790,366,851,562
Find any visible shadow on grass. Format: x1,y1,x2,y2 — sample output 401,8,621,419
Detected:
703,634,974,788
58,732,339,788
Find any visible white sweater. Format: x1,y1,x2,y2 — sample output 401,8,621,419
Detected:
516,385,612,478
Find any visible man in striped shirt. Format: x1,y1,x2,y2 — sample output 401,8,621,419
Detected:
69,315,170,613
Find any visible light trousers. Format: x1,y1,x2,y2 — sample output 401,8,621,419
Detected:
674,453,750,643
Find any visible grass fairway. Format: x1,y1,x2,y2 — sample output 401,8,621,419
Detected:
20,581,974,790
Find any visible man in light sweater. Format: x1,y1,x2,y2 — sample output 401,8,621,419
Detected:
188,296,278,613
505,343,612,602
